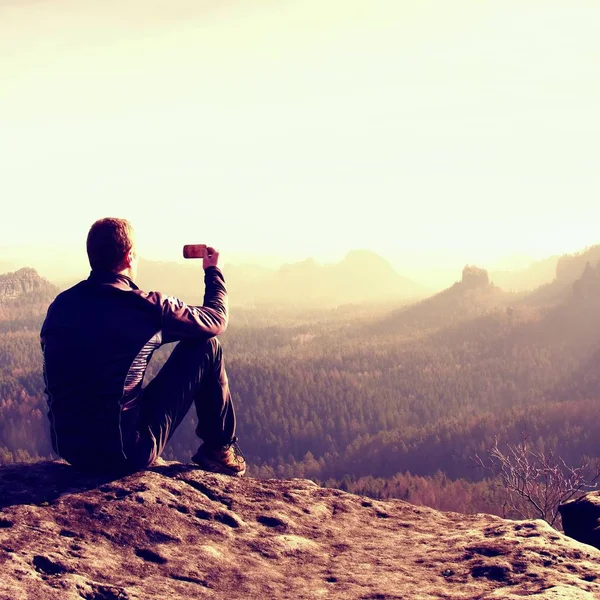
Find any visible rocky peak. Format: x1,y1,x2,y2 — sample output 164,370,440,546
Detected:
0,267,55,302
461,265,490,289
1,460,599,599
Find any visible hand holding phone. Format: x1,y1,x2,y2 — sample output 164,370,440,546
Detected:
203,247,220,270
183,244,207,259
183,244,221,270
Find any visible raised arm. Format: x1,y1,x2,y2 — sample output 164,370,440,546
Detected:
161,247,228,342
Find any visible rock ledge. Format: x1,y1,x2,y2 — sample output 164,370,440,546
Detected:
0,461,599,599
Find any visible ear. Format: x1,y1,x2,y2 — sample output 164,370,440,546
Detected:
124,249,135,268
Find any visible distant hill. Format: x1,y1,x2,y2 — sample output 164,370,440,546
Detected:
544,261,600,401
486,245,600,294
372,265,511,335
490,255,559,292
259,250,424,305
319,261,600,486
135,251,425,307
522,245,600,307
133,244,600,310
556,245,600,284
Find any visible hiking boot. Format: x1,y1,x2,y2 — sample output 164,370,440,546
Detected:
191,437,247,477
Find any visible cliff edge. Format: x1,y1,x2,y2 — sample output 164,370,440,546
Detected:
0,461,599,600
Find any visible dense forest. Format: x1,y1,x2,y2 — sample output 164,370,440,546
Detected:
1,248,600,524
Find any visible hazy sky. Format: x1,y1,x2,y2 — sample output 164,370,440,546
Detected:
1,0,599,277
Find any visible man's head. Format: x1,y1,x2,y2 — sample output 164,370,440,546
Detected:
86,218,138,280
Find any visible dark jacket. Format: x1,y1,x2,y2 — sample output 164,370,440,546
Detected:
40,267,227,467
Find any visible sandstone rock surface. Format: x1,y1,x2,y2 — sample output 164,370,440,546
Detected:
0,461,599,600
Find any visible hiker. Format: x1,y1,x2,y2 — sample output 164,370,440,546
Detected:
40,217,246,476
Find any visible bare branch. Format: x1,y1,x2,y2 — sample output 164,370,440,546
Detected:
472,437,600,530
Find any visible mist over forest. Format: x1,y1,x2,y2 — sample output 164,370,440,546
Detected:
2,242,600,523
0,243,566,308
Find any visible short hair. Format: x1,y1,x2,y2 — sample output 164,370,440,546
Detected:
86,218,135,272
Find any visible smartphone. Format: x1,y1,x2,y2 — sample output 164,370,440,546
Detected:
183,244,207,259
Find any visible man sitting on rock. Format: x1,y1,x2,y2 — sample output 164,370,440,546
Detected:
40,217,246,477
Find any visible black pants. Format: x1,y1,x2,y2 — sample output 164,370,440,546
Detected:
122,337,236,469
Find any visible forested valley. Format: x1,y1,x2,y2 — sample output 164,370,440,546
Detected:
1,247,600,524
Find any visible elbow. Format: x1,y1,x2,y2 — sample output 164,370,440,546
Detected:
210,313,228,337
217,314,229,335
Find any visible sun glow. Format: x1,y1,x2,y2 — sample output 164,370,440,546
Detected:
1,0,599,284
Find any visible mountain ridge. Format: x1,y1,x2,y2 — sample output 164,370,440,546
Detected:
133,250,425,307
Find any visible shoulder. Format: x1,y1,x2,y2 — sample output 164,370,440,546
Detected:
131,287,164,305
46,280,87,308
131,288,184,313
